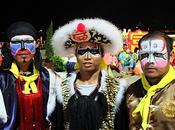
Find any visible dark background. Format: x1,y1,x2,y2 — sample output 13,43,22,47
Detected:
1,0,175,38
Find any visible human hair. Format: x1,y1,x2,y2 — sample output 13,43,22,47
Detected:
6,21,37,42
134,47,139,53
138,31,173,59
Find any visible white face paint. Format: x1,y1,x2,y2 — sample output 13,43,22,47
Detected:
11,35,34,41
139,39,168,68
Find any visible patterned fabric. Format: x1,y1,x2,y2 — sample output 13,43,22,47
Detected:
101,75,119,129
65,29,111,49
60,71,120,129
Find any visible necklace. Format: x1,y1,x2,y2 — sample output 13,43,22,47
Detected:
19,71,32,76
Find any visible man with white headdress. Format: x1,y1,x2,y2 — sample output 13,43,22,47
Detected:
51,18,128,130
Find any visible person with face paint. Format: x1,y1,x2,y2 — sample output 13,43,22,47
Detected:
51,18,128,130
121,31,175,130
0,21,63,130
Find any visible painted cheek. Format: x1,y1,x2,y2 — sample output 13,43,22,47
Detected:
155,58,168,68
91,54,101,58
140,58,148,67
10,44,21,56
25,43,36,54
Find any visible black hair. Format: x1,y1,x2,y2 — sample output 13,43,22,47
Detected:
134,47,139,53
138,31,173,59
6,21,37,42
1,43,13,69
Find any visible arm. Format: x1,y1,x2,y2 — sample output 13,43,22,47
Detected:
0,72,18,130
45,68,64,130
114,78,130,130
0,88,7,128
114,92,129,130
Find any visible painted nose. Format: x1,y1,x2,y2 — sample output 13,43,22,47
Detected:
148,54,155,64
84,51,91,59
20,41,25,50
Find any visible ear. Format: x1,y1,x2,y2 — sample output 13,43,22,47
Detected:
0,42,5,48
35,39,41,48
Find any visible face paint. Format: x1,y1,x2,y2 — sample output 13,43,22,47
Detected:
10,35,36,56
77,47,101,55
77,43,102,58
139,39,168,68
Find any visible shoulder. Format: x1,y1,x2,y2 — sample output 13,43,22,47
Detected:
0,68,16,82
127,78,141,91
126,78,144,98
40,67,50,78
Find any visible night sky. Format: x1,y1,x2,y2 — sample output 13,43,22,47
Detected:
1,0,175,37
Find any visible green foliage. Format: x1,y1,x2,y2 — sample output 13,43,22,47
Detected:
44,20,68,72
45,20,54,61
51,55,67,72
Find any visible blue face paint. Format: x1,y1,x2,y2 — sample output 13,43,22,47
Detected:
10,41,36,56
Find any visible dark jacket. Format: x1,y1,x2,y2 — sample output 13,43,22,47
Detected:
0,68,63,130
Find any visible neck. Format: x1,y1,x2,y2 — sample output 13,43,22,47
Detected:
147,78,161,86
146,71,168,86
77,69,101,85
16,61,32,72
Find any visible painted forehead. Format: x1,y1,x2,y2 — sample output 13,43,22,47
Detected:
140,39,167,52
11,35,34,41
77,42,99,48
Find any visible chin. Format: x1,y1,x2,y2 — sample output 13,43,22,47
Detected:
84,68,94,72
145,73,158,79
19,59,32,63
83,67,97,72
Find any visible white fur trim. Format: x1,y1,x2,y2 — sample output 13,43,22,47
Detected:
99,70,107,92
99,70,128,111
68,73,77,95
55,72,65,103
0,89,7,123
55,71,128,112
115,78,128,112
52,18,123,57
45,68,57,121
55,72,76,102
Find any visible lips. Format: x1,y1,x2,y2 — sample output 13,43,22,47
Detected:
83,62,92,67
17,49,31,54
84,62,92,64
83,62,92,64
19,54,29,58
146,67,156,69
145,67,157,72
